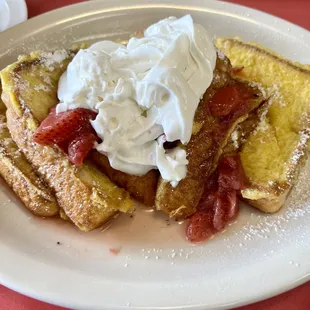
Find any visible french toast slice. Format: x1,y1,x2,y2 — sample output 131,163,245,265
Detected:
216,38,310,213
0,85,59,217
3,49,159,206
90,151,159,206
1,51,133,231
155,55,264,218
0,86,5,112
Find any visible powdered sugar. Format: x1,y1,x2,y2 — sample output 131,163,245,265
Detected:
231,128,239,149
34,84,50,92
238,158,310,242
290,131,310,165
40,50,70,71
216,48,226,60
249,81,284,106
249,81,267,98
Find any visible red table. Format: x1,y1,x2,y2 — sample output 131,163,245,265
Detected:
1,1,310,309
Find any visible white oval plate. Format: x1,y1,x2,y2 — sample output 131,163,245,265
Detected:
0,1,310,309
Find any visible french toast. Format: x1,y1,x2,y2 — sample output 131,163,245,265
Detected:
0,87,59,216
155,55,265,218
90,151,159,206
1,51,133,231
216,38,310,213
0,30,308,244
0,51,158,207
0,86,5,112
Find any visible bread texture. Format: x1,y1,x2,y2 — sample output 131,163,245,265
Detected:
90,151,159,206
0,93,59,216
216,38,310,213
155,54,264,218
0,51,133,230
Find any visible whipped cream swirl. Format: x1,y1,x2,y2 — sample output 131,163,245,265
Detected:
57,15,216,186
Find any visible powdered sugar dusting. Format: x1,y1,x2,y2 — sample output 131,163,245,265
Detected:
238,158,310,242
249,81,284,106
40,50,70,71
249,81,267,98
231,128,239,149
33,84,50,92
290,131,310,165
216,48,226,60
249,82,286,137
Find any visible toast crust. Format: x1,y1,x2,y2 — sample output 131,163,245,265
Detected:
216,38,310,212
1,52,133,231
0,82,59,216
3,50,158,208
5,107,132,230
0,114,59,216
155,55,264,218
90,151,159,206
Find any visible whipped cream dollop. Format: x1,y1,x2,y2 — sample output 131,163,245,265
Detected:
57,15,216,186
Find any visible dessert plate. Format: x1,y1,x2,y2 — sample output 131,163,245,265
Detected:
0,1,309,309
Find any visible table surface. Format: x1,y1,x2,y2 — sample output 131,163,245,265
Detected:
1,0,310,309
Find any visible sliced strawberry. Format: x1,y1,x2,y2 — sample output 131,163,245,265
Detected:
208,86,241,117
225,191,239,220
186,209,216,243
68,132,98,166
213,189,237,231
198,191,217,211
57,140,70,153
188,155,246,242
218,155,248,190
33,107,97,145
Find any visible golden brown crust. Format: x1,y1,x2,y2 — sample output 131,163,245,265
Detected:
0,113,59,216
155,55,264,218
90,151,159,206
242,190,290,213
0,81,60,217
1,52,133,231
155,57,232,218
5,107,132,231
216,38,310,213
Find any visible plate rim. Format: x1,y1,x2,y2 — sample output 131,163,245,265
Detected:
1,0,310,45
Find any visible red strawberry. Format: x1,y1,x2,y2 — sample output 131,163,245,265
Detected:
213,189,237,231
208,86,241,117
68,132,98,166
57,140,70,153
33,107,97,145
186,209,216,243
218,155,248,190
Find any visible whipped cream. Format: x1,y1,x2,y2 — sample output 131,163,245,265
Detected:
57,15,216,185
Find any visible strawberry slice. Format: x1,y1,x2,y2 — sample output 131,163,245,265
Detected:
208,85,251,117
68,132,98,166
218,155,248,190
187,155,246,243
34,106,99,166
33,107,97,145
213,189,237,231
186,209,216,243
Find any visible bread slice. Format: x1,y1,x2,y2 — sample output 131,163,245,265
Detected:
2,48,158,207
90,151,159,206
216,38,310,213
0,90,59,216
155,55,264,218
0,86,5,112
1,51,133,231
